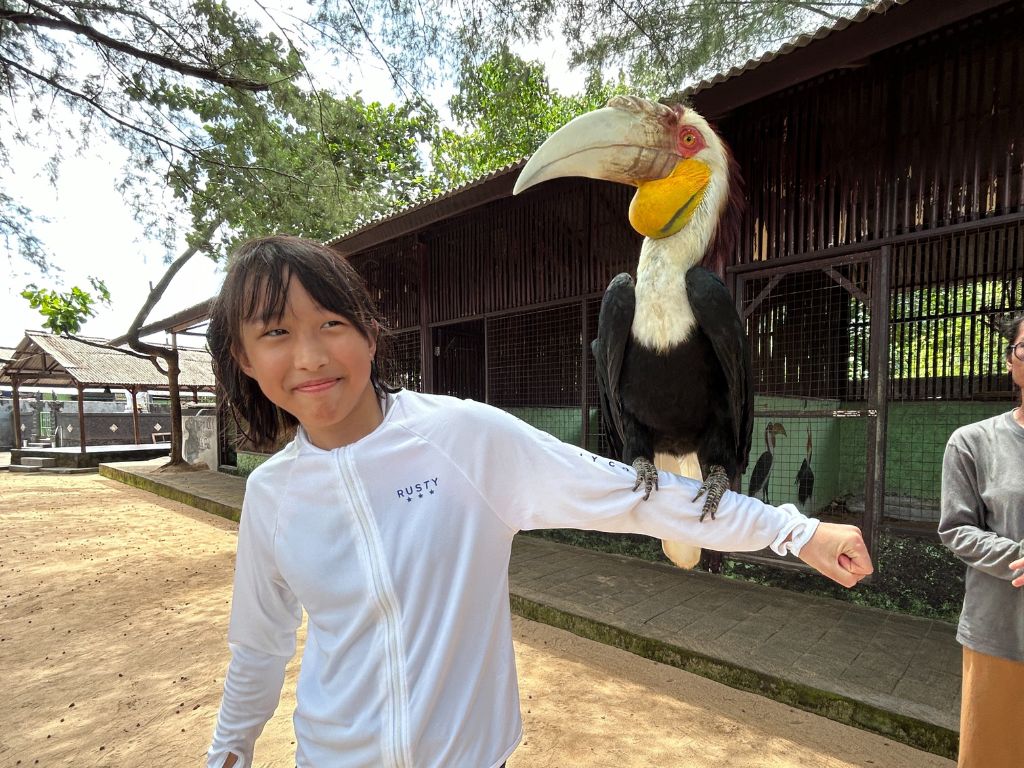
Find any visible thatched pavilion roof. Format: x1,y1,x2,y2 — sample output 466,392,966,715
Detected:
0,331,215,390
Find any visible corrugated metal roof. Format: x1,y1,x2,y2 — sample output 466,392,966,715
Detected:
0,331,215,389
326,2,909,251
326,160,525,253
683,0,909,99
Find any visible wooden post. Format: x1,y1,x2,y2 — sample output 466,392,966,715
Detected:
76,383,86,454
130,388,140,445
863,246,892,560
417,239,433,393
11,376,22,449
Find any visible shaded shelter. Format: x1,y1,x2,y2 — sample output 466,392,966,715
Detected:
0,331,215,466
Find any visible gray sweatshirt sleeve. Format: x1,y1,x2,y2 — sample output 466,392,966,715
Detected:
939,438,1024,580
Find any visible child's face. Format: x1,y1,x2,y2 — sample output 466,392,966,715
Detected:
236,275,381,449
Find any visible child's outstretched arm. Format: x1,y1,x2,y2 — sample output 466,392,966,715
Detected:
457,401,873,583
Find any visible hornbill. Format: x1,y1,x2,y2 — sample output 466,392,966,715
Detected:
514,96,753,568
747,422,787,504
795,428,814,505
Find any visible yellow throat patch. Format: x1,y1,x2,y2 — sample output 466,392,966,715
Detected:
628,159,710,239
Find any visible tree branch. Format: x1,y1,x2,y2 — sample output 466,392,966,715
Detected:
65,333,155,360
3,4,271,91
124,216,223,359
0,53,335,185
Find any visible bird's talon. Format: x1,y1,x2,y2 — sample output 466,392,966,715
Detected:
631,458,658,501
694,465,729,522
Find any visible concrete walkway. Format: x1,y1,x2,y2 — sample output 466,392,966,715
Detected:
99,460,961,760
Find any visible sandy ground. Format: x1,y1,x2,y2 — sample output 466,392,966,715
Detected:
0,472,954,768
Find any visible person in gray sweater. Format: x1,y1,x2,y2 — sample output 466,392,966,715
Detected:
939,310,1024,768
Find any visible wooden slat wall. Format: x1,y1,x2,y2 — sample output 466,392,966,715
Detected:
423,180,637,323
487,304,582,408
349,240,420,331
743,266,869,401
725,1,1024,263
387,329,423,392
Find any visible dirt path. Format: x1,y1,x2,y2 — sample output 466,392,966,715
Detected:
0,472,953,767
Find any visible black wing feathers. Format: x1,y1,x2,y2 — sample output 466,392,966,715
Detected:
591,273,635,460
686,267,754,475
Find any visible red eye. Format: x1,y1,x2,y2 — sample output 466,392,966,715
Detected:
678,127,704,157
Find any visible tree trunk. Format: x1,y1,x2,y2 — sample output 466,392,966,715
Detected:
122,219,221,467
166,355,184,464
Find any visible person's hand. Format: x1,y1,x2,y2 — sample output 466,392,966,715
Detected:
1012,556,1024,588
797,522,874,588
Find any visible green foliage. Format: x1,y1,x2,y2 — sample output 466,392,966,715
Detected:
890,280,1022,381
559,0,872,96
152,81,438,258
2,0,875,269
431,47,626,188
21,278,112,335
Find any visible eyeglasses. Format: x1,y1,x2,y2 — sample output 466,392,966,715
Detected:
1008,342,1024,362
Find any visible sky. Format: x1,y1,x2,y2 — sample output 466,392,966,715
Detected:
1,7,584,352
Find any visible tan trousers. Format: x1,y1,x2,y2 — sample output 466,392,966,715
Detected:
958,646,1024,767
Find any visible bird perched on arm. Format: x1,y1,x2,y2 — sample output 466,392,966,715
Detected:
514,96,753,568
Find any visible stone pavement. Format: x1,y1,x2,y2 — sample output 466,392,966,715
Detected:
98,460,961,759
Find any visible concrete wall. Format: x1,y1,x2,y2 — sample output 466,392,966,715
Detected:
0,398,48,448
182,414,218,468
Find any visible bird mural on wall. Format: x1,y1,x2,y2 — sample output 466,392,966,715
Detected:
796,428,814,506
514,96,753,569
747,422,787,504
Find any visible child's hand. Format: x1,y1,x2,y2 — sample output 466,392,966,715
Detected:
1012,555,1024,588
797,522,874,588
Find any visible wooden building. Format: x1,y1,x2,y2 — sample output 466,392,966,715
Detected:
328,0,1024,558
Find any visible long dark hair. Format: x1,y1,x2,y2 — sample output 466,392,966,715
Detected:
995,310,1024,352
207,235,397,448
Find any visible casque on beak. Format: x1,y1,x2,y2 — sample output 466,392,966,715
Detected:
513,97,712,240
513,104,680,193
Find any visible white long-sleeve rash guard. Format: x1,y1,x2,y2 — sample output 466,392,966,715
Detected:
208,390,818,768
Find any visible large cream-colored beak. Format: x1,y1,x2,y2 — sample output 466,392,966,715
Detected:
513,105,680,194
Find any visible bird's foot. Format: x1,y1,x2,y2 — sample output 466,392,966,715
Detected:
692,464,730,522
631,457,658,501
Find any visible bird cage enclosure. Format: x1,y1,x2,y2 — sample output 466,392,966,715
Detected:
347,179,636,460
334,1,1024,578
735,222,1021,565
